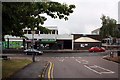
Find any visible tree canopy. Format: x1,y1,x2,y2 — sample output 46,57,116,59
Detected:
99,15,120,38
2,2,75,40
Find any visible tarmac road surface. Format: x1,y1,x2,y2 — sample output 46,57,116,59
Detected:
36,55,119,79
3,52,119,80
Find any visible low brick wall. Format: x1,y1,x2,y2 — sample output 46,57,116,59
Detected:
43,50,88,53
2,49,24,54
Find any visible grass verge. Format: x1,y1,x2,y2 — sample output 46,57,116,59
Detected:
2,59,32,79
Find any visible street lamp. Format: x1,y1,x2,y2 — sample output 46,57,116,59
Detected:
31,30,35,62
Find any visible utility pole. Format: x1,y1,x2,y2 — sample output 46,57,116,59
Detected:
31,30,35,62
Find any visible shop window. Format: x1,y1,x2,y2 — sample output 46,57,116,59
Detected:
40,31,43,34
80,44,88,47
35,30,39,34
56,30,58,34
28,30,31,34
24,30,27,34
52,30,55,34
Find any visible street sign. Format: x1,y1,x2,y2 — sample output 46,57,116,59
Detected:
41,39,56,43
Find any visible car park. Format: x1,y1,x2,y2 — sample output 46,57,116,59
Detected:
24,49,43,55
89,47,105,52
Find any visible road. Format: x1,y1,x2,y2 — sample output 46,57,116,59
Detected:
3,52,119,79
37,52,119,79
36,57,118,79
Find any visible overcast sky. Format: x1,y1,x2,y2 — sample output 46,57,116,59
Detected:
43,0,119,34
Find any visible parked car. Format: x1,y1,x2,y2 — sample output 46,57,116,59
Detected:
99,47,106,52
24,49,43,55
89,47,105,52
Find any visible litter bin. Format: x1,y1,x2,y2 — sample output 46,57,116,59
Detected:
117,51,120,56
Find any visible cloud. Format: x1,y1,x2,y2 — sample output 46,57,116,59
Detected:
43,0,119,34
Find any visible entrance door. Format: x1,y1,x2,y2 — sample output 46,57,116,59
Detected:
63,40,72,49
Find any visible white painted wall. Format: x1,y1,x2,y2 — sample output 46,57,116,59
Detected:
24,34,72,40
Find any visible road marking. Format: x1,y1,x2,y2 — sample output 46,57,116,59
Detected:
94,65,115,74
82,60,88,64
40,62,50,78
84,65,115,74
103,56,108,58
48,62,52,80
75,59,81,63
70,57,74,58
51,63,54,79
59,59,64,62
65,57,68,58
75,59,88,64
84,65,102,74
47,62,54,80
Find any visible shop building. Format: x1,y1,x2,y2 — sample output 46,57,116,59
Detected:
23,26,73,50
72,34,102,50
3,27,103,50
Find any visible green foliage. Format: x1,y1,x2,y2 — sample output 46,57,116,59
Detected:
2,2,75,40
100,15,120,38
37,26,51,34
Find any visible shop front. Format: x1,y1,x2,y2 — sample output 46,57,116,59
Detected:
39,39,58,50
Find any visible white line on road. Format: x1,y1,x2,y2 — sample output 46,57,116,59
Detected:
94,65,115,74
59,59,64,62
82,60,88,64
84,65,102,74
84,65,115,74
75,59,81,63
65,57,68,58
71,57,74,58
101,72,115,74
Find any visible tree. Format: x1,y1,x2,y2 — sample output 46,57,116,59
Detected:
2,2,75,40
99,15,120,38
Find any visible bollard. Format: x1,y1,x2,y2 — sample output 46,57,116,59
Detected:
110,52,114,58
32,52,35,62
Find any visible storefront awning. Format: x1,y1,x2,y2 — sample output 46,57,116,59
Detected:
75,37,100,42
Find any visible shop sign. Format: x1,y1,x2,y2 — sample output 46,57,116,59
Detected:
41,39,56,43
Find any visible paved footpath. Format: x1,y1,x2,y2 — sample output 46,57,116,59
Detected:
10,61,48,79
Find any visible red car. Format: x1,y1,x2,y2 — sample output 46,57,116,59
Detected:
89,47,105,52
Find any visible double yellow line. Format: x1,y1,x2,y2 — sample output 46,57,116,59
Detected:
40,61,50,78
40,61,54,80
48,62,54,80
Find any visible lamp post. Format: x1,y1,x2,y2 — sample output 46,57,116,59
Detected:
31,30,35,62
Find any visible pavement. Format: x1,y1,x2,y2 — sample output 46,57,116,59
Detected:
9,60,48,80
2,49,90,54
3,48,120,54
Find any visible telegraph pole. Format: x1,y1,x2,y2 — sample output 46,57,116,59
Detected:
31,30,35,62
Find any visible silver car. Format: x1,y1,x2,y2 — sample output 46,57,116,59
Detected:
24,49,43,55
